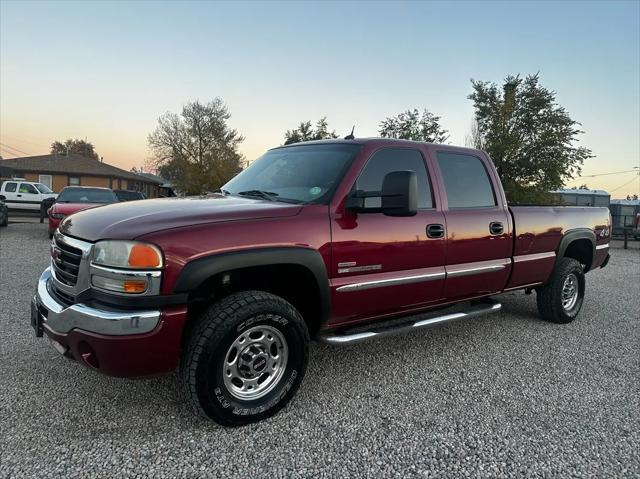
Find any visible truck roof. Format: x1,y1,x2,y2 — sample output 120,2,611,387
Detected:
272,138,485,156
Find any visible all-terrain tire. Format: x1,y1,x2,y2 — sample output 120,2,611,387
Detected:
536,257,585,324
180,290,309,426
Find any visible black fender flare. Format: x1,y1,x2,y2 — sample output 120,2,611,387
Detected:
555,228,596,271
173,247,331,325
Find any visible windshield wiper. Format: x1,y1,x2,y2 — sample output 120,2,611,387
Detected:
237,190,279,201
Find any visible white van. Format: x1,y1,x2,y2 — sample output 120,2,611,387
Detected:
0,180,58,211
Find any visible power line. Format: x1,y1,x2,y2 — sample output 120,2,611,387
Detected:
565,169,640,182
609,174,640,193
0,142,31,156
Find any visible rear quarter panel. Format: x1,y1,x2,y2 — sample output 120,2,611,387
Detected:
507,206,611,289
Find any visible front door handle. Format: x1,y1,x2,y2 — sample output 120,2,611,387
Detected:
426,224,445,238
17,194,22,197
490,222,504,235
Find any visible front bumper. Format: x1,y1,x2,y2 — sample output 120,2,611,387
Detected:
35,267,161,335
33,267,187,377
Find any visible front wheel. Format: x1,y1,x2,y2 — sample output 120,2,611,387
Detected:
181,291,309,426
536,257,585,323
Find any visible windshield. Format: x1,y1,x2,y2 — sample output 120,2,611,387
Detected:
223,143,361,204
57,188,117,204
35,183,53,194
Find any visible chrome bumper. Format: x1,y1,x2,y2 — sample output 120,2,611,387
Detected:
34,267,161,335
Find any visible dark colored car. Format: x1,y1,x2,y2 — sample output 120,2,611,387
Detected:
31,139,611,426
113,189,146,202
47,187,118,238
0,198,8,227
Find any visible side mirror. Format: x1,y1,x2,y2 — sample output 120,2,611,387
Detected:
380,170,418,217
345,170,418,217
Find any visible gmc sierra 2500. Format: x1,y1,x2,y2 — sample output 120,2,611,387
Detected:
32,139,611,426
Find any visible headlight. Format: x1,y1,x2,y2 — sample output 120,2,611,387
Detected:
92,240,163,269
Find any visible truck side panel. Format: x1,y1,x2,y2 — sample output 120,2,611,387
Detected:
506,206,611,289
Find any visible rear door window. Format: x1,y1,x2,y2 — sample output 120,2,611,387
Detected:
356,148,433,209
436,152,496,208
4,182,17,193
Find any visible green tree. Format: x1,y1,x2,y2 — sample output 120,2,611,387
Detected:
148,99,244,195
50,138,99,160
284,117,338,145
468,74,592,204
379,109,449,143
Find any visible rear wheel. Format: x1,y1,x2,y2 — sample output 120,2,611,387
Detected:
181,290,309,426
536,257,585,323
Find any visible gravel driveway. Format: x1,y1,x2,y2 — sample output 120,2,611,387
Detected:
1,224,638,478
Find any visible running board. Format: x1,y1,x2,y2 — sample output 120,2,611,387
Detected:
318,301,502,345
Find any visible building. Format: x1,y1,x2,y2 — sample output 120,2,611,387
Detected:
0,154,162,197
550,188,610,207
134,172,177,197
609,199,640,234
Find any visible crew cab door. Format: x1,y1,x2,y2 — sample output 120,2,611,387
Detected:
431,149,512,299
17,182,42,210
329,147,446,325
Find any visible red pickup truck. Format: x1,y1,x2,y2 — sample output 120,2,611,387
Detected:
32,139,611,425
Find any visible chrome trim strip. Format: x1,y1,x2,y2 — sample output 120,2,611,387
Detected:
595,244,610,250
446,260,509,279
319,302,501,344
336,271,445,292
513,251,556,263
36,267,160,335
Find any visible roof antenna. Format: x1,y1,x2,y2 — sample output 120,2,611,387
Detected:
344,126,355,140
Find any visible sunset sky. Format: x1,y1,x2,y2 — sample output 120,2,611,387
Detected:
1,0,639,197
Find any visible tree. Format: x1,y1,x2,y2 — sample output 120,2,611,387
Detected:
379,109,449,143
50,138,99,160
284,117,338,145
148,99,244,195
468,74,592,204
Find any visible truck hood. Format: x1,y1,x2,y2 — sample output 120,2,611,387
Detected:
59,194,303,241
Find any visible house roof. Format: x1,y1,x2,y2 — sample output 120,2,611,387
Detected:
135,172,173,188
551,188,610,196
0,154,162,183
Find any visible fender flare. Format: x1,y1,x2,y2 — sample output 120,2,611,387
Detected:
555,228,596,271
173,247,331,325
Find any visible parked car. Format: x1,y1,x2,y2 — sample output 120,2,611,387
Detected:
0,179,57,211
0,198,8,227
113,189,146,202
31,139,611,426
47,186,118,238
634,213,640,240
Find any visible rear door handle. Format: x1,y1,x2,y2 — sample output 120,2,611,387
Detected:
426,224,445,238
490,222,504,235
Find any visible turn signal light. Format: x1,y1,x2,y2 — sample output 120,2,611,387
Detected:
128,244,162,268
124,280,147,293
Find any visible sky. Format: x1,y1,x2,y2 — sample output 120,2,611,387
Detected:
1,0,639,197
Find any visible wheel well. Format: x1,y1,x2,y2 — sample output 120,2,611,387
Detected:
183,263,325,342
563,239,593,271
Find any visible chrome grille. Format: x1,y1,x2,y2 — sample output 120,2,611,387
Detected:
52,237,83,286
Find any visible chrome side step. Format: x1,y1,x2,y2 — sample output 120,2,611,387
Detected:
318,301,501,345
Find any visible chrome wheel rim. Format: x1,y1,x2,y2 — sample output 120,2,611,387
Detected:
562,273,579,311
222,323,288,400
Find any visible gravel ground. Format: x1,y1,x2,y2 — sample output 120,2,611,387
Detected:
1,223,638,478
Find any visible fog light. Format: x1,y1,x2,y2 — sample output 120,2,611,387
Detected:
92,275,148,294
